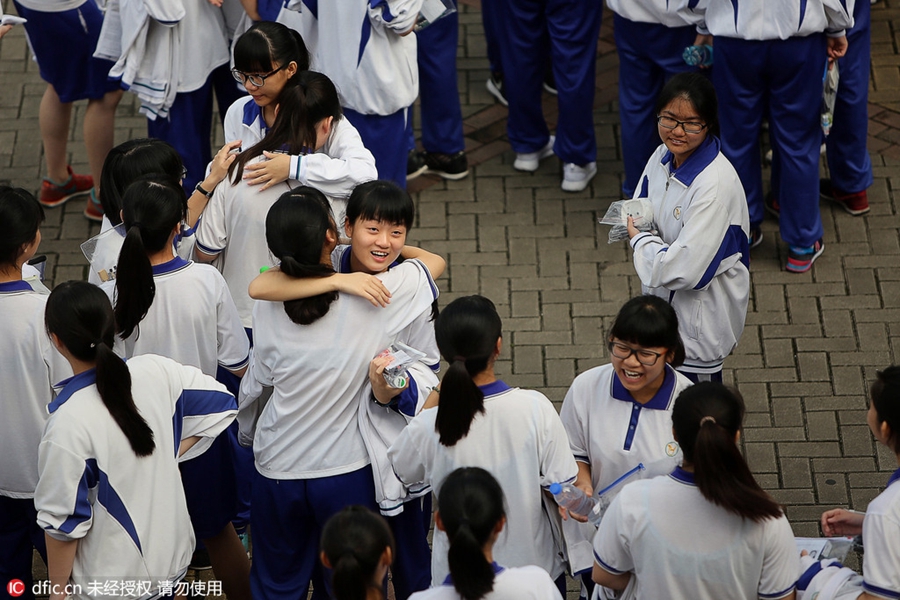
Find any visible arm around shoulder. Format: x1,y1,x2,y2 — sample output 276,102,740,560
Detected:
401,245,446,279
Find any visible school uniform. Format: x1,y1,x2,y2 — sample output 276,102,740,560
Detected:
630,136,749,377
408,564,564,600
222,97,378,223
238,258,438,600
34,354,236,600
860,468,900,598
684,0,854,247
306,0,423,187
194,171,296,328
826,0,872,195
608,0,698,198
388,381,579,584
496,0,602,166
593,467,799,600
0,280,71,600
558,363,691,573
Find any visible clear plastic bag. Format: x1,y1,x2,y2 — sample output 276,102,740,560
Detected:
377,342,427,388
598,199,655,243
821,61,840,136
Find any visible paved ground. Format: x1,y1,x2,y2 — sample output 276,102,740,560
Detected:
3,0,900,587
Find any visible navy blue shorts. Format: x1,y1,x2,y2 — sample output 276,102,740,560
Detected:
13,1,120,103
179,427,240,540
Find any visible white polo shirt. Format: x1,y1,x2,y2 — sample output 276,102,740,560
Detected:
238,258,438,479
389,381,579,583
408,564,563,600
34,354,237,599
102,256,249,376
593,467,799,600
559,363,691,572
0,280,71,498
861,468,900,599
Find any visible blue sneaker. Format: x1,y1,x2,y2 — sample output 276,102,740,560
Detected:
786,238,824,273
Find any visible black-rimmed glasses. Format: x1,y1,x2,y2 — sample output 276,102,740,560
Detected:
231,64,286,88
657,115,707,135
608,341,664,366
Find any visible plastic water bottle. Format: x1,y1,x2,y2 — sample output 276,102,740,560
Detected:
549,482,603,525
683,45,713,67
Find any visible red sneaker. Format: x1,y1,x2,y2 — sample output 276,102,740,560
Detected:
83,190,104,222
820,179,869,216
39,166,93,207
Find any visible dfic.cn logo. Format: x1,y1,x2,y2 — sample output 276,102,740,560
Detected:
6,579,25,597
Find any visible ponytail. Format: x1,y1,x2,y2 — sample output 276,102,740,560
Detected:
114,176,186,339
672,383,781,521
265,188,339,325
320,506,394,600
438,468,505,600
434,296,501,446
46,282,155,457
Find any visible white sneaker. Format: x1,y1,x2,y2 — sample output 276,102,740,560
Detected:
561,162,597,192
514,136,555,172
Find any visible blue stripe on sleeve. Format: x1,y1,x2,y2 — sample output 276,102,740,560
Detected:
179,389,237,417
593,550,625,575
172,395,184,457
395,374,419,417
92,460,142,552
759,585,796,599
195,240,224,256
863,582,900,599
694,224,749,290
57,460,98,534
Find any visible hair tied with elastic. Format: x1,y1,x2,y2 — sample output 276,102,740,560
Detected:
699,415,716,427
90,342,96,348
453,355,466,363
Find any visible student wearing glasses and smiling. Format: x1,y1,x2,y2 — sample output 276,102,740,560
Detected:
558,295,693,598
625,72,750,385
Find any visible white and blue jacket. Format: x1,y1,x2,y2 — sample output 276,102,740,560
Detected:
681,0,855,40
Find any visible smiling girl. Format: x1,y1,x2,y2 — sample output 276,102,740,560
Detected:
558,295,693,594
626,72,750,383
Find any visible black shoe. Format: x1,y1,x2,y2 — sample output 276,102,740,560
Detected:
543,69,557,95
486,72,508,106
190,548,212,571
407,150,428,180
424,151,469,180
764,192,780,218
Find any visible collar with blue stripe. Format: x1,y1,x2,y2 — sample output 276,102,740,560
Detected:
242,99,266,132
611,364,677,410
0,280,34,293
668,466,695,486
887,466,900,488
152,255,191,276
336,245,403,274
49,368,98,414
479,380,512,397
442,562,505,586
661,135,720,187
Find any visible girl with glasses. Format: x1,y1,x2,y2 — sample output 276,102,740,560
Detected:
625,72,750,384
592,382,797,599
558,295,693,597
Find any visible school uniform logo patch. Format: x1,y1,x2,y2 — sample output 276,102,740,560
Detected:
665,441,679,457
672,206,682,220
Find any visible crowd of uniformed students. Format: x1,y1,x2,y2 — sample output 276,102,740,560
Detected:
0,0,897,598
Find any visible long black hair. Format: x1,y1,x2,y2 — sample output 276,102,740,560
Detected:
672,382,781,521
438,468,506,600
0,186,44,267
656,72,720,139
98,138,184,225
608,295,685,367
320,506,394,600
265,187,339,325
233,21,309,77
870,366,900,454
114,176,187,339
46,281,155,457
434,296,502,446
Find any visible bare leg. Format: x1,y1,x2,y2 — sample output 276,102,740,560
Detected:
39,84,73,183
83,89,123,194
203,523,252,600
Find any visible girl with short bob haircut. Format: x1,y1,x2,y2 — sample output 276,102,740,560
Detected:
34,281,237,600
626,71,750,381
0,187,70,600
407,467,563,600
593,382,798,599
320,506,395,600
389,295,578,589
559,295,693,591
819,368,900,597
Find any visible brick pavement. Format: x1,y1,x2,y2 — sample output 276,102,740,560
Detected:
3,0,900,587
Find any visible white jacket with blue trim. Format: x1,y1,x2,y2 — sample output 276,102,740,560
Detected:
630,137,749,373
681,0,855,39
